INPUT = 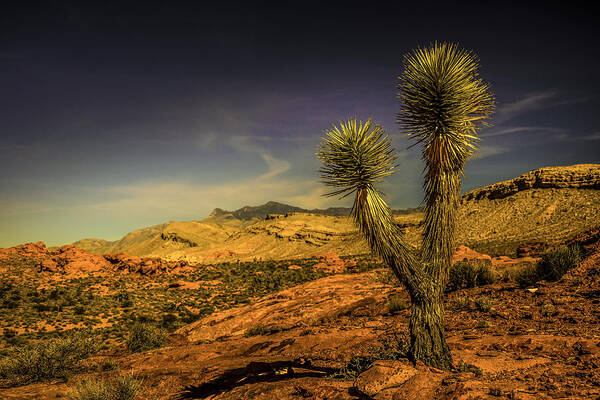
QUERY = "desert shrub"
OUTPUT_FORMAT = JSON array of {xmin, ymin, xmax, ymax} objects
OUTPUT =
[
  {"xmin": 537, "ymin": 245, "xmax": 581, "ymax": 282},
  {"xmin": 245, "ymin": 269, "xmax": 322, "ymax": 296},
  {"xmin": 331, "ymin": 333, "xmax": 408, "ymax": 379},
  {"xmin": 98, "ymin": 359, "xmax": 119, "ymax": 371},
  {"xmin": 477, "ymin": 320, "xmax": 490, "ymax": 329},
  {"xmin": 455, "ymin": 360, "xmax": 483, "ymax": 377},
  {"xmin": 474, "ymin": 296, "xmax": 493, "ymax": 312},
  {"xmin": 244, "ymin": 324, "xmax": 282, "ymax": 337},
  {"xmin": 126, "ymin": 323, "xmax": 165, "ymax": 353},
  {"xmin": 446, "ymin": 261, "xmax": 496, "ymax": 292},
  {"xmin": 515, "ymin": 245, "xmax": 581, "ymax": 287},
  {"xmin": 541, "ymin": 303, "xmax": 556, "ymax": 317},
  {"xmin": 0, "ymin": 334, "xmax": 98, "ymax": 385},
  {"xmin": 67, "ymin": 374, "xmax": 142, "ymax": 400},
  {"xmin": 452, "ymin": 296, "xmax": 470, "ymax": 310},
  {"xmin": 332, "ymin": 355, "xmax": 374, "ymax": 379},
  {"xmin": 386, "ymin": 295, "xmax": 408, "ymax": 313},
  {"xmin": 160, "ymin": 313, "xmax": 179, "ymax": 331},
  {"xmin": 514, "ymin": 264, "xmax": 540, "ymax": 288}
]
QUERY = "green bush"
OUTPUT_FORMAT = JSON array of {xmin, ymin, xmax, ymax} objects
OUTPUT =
[
  {"xmin": 446, "ymin": 261, "xmax": 496, "ymax": 292},
  {"xmin": 538, "ymin": 245, "xmax": 581, "ymax": 282},
  {"xmin": 515, "ymin": 265, "xmax": 540, "ymax": 288},
  {"xmin": 0, "ymin": 334, "xmax": 98, "ymax": 386},
  {"xmin": 126, "ymin": 323, "xmax": 165, "ymax": 353},
  {"xmin": 515, "ymin": 245, "xmax": 581, "ymax": 287},
  {"xmin": 67, "ymin": 374, "xmax": 142, "ymax": 400}
]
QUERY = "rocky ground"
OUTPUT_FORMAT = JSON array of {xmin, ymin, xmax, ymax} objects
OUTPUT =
[{"xmin": 0, "ymin": 231, "xmax": 598, "ymax": 399}]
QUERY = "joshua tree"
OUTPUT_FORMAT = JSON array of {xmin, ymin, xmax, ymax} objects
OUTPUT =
[{"xmin": 317, "ymin": 43, "xmax": 494, "ymax": 370}]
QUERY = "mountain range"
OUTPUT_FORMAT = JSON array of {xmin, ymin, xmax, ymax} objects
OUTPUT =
[{"xmin": 72, "ymin": 164, "xmax": 600, "ymax": 263}]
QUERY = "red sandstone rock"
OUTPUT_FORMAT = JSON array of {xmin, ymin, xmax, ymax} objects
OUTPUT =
[
  {"xmin": 0, "ymin": 241, "xmax": 48, "ymax": 260},
  {"xmin": 452, "ymin": 245, "xmax": 493, "ymax": 265}
]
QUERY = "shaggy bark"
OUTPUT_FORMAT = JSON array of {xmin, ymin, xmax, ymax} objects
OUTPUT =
[{"xmin": 408, "ymin": 290, "xmax": 452, "ymax": 370}]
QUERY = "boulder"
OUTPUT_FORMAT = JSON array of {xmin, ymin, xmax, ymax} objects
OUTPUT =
[
  {"xmin": 354, "ymin": 360, "xmax": 418, "ymax": 398},
  {"xmin": 452, "ymin": 245, "xmax": 492, "ymax": 265}
]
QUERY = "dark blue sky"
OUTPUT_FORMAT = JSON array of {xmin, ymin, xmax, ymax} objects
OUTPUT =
[{"xmin": 1, "ymin": 1, "xmax": 598, "ymax": 246}]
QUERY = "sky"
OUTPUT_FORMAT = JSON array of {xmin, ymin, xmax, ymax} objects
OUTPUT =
[{"xmin": 1, "ymin": 1, "xmax": 598, "ymax": 247}]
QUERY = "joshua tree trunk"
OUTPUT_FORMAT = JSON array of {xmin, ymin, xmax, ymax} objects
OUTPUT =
[
  {"xmin": 408, "ymin": 289, "xmax": 452, "ymax": 370},
  {"xmin": 317, "ymin": 43, "xmax": 494, "ymax": 370}
]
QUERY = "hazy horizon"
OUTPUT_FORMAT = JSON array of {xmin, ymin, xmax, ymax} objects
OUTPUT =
[{"xmin": 1, "ymin": 2, "xmax": 598, "ymax": 247}]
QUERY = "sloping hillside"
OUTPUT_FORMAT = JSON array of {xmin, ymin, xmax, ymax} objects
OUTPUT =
[
  {"xmin": 456, "ymin": 164, "xmax": 600, "ymax": 255},
  {"xmin": 71, "ymin": 164, "xmax": 600, "ymax": 262}
]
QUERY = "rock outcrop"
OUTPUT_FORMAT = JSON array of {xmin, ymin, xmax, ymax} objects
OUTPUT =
[
  {"xmin": 0, "ymin": 241, "xmax": 48, "ymax": 260},
  {"xmin": 462, "ymin": 164, "xmax": 600, "ymax": 201}
]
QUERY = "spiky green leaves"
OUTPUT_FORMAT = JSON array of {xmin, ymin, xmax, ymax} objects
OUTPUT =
[
  {"xmin": 318, "ymin": 119, "xmax": 397, "ymax": 198},
  {"xmin": 398, "ymin": 42, "xmax": 494, "ymax": 170}
]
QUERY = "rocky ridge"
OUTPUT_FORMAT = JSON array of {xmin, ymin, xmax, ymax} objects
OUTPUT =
[{"xmin": 462, "ymin": 164, "xmax": 600, "ymax": 201}]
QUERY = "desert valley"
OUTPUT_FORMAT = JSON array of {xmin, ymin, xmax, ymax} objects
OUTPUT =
[{"xmin": 1, "ymin": 164, "xmax": 599, "ymax": 399}]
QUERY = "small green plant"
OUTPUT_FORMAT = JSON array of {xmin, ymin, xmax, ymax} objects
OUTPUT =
[
  {"xmin": 477, "ymin": 320, "xmax": 491, "ymax": 329},
  {"xmin": 474, "ymin": 297, "xmax": 493, "ymax": 312},
  {"xmin": 446, "ymin": 261, "xmax": 496, "ymax": 292},
  {"xmin": 126, "ymin": 323, "xmax": 165, "ymax": 353},
  {"xmin": 541, "ymin": 303, "xmax": 556, "ymax": 317},
  {"xmin": 67, "ymin": 374, "xmax": 142, "ymax": 400},
  {"xmin": 0, "ymin": 334, "xmax": 98, "ymax": 386},
  {"xmin": 98, "ymin": 359, "xmax": 119, "ymax": 371},
  {"xmin": 243, "ymin": 324, "xmax": 282, "ymax": 337},
  {"xmin": 455, "ymin": 360, "xmax": 483, "ymax": 377},
  {"xmin": 331, "ymin": 333, "xmax": 408, "ymax": 379},
  {"xmin": 332, "ymin": 355, "xmax": 374, "ymax": 379},
  {"xmin": 453, "ymin": 296, "xmax": 470, "ymax": 310},
  {"xmin": 386, "ymin": 295, "xmax": 408, "ymax": 313}
]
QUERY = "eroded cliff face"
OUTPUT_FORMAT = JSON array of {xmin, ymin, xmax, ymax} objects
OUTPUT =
[{"xmin": 462, "ymin": 164, "xmax": 600, "ymax": 201}]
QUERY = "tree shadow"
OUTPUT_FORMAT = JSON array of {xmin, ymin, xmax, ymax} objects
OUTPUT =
[{"xmin": 177, "ymin": 359, "xmax": 338, "ymax": 399}]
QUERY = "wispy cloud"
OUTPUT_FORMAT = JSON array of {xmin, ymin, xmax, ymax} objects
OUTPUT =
[
  {"xmin": 582, "ymin": 132, "xmax": 600, "ymax": 141},
  {"xmin": 480, "ymin": 126, "xmax": 567, "ymax": 139},
  {"xmin": 472, "ymin": 145, "xmax": 511, "ymax": 159},
  {"xmin": 228, "ymin": 135, "xmax": 291, "ymax": 180},
  {"xmin": 495, "ymin": 91, "xmax": 558, "ymax": 124}
]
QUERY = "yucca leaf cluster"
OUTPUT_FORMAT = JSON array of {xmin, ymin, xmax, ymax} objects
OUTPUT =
[
  {"xmin": 398, "ymin": 42, "xmax": 494, "ymax": 171},
  {"xmin": 318, "ymin": 119, "xmax": 397, "ymax": 198}
]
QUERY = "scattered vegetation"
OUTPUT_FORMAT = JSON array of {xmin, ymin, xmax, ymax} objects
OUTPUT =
[
  {"xmin": 446, "ymin": 261, "xmax": 496, "ymax": 292},
  {"xmin": 126, "ymin": 322, "xmax": 165, "ymax": 353},
  {"xmin": 0, "ymin": 334, "xmax": 98, "ymax": 386},
  {"xmin": 67, "ymin": 374, "xmax": 142, "ymax": 400},
  {"xmin": 0, "ymin": 255, "xmax": 360, "ymax": 352},
  {"xmin": 331, "ymin": 333, "xmax": 409, "ymax": 379}
]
